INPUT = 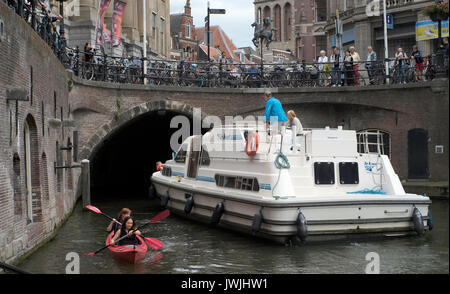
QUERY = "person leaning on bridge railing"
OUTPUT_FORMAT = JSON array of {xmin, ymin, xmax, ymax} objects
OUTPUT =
[
  {"xmin": 349, "ymin": 46, "xmax": 361, "ymax": 86},
  {"xmin": 330, "ymin": 46, "xmax": 343, "ymax": 87},
  {"xmin": 317, "ymin": 50, "xmax": 328, "ymax": 87},
  {"xmin": 410, "ymin": 45, "xmax": 424, "ymax": 82},
  {"xmin": 395, "ymin": 46, "xmax": 408, "ymax": 84},
  {"xmin": 365, "ymin": 46, "xmax": 377, "ymax": 85}
]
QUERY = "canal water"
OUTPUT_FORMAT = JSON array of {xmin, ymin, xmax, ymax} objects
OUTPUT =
[{"xmin": 18, "ymin": 197, "xmax": 449, "ymax": 274}]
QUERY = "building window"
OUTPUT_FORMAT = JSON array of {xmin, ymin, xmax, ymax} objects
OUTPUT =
[
  {"xmin": 357, "ymin": 129, "xmax": 391, "ymax": 158},
  {"xmin": 215, "ymin": 174, "xmax": 260, "ymax": 192},
  {"xmin": 160, "ymin": 18, "xmax": 165, "ymax": 54},
  {"xmin": 152, "ymin": 12, "xmax": 157, "ymax": 37},
  {"xmin": 186, "ymin": 21, "xmax": 190, "ymax": 39},
  {"xmin": 315, "ymin": 0, "xmax": 327, "ymax": 22}
]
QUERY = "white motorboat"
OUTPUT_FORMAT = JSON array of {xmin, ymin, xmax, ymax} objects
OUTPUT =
[{"xmin": 151, "ymin": 123, "xmax": 432, "ymax": 244}]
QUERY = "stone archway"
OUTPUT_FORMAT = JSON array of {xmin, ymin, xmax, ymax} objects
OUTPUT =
[
  {"xmin": 79, "ymin": 100, "xmax": 208, "ymax": 161},
  {"xmin": 78, "ymin": 100, "xmax": 209, "ymax": 199}
]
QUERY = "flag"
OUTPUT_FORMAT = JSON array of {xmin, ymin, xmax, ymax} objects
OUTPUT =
[
  {"xmin": 94, "ymin": 0, "xmax": 113, "ymax": 47},
  {"xmin": 112, "ymin": 0, "xmax": 127, "ymax": 47}
]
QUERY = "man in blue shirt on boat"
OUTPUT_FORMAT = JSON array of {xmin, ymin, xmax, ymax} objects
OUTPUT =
[{"xmin": 263, "ymin": 90, "xmax": 288, "ymax": 133}]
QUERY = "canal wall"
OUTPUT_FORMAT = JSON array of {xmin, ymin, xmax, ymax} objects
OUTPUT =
[{"xmin": 0, "ymin": 2, "xmax": 80, "ymax": 264}]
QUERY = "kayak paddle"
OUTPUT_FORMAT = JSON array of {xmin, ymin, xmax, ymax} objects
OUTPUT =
[
  {"xmin": 143, "ymin": 237, "xmax": 163, "ymax": 250},
  {"xmin": 85, "ymin": 205, "xmax": 121, "ymax": 225}
]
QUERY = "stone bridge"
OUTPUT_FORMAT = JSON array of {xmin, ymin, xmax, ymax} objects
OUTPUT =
[{"xmin": 70, "ymin": 75, "xmax": 449, "ymax": 199}]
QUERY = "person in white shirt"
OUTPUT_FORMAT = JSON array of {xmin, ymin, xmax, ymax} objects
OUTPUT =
[
  {"xmin": 317, "ymin": 50, "xmax": 328, "ymax": 86},
  {"xmin": 287, "ymin": 110, "xmax": 303, "ymax": 153},
  {"xmin": 349, "ymin": 46, "xmax": 361, "ymax": 85}
]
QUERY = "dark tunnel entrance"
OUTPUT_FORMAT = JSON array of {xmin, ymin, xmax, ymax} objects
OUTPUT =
[{"xmin": 90, "ymin": 110, "xmax": 203, "ymax": 200}]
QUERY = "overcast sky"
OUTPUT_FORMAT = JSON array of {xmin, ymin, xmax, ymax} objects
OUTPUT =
[{"xmin": 170, "ymin": 0, "xmax": 255, "ymax": 49}]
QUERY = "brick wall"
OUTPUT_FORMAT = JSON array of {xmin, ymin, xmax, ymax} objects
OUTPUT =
[{"xmin": 0, "ymin": 2, "xmax": 80, "ymax": 264}]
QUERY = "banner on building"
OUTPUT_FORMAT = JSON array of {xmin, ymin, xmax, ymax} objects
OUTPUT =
[
  {"xmin": 112, "ymin": 0, "xmax": 127, "ymax": 47},
  {"xmin": 95, "ymin": 0, "xmax": 113, "ymax": 47},
  {"xmin": 416, "ymin": 19, "xmax": 449, "ymax": 41}
]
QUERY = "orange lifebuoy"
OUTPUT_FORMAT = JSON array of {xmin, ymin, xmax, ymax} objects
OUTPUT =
[{"xmin": 245, "ymin": 131, "xmax": 259, "ymax": 157}]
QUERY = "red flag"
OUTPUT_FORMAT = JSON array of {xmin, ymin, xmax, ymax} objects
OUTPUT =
[
  {"xmin": 112, "ymin": 0, "xmax": 127, "ymax": 47},
  {"xmin": 95, "ymin": 0, "xmax": 112, "ymax": 46}
]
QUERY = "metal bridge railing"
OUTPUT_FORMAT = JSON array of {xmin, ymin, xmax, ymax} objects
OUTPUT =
[{"xmin": 5, "ymin": 0, "xmax": 450, "ymax": 89}]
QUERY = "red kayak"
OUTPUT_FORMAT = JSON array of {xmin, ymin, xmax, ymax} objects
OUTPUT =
[{"xmin": 106, "ymin": 232, "xmax": 148, "ymax": 264}]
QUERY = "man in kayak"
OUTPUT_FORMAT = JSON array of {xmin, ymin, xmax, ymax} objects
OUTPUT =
[
  {"xmin": 106, "ymin": 208, "xmax": 131, "ymax": 234},
  {"xmin": 110, "ymin": 216, "xmax": 142, "ymax": 246},
  {"xmin": 263, "ymin": 90, "xmax": 288, "ymax": 134}
]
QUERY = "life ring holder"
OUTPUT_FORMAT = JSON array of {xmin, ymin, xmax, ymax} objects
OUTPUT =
[{"xmin": 245, "ymin": 131, "xmax": 260, "ymax": 157}]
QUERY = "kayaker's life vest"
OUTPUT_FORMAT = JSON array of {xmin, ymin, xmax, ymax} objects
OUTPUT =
[{"xmin": 118, "ymin": 228, "xmax": 141, "ymax": 246}]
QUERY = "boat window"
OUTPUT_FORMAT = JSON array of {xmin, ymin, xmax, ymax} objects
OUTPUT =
[
  {"xmin": 214, "ymin": 174, "xmax": 260, "ymax": 192},
  {"xmin": 339, "ymin": 162, "xmax": 359, "ymax": 184},
  {"xmin": 314, "ymin": 162, "xmax": 335, "ymax": 185},
  {"xmin": 175, "ymin": 144, "xmax": 187, "ymax": 163},
  {"xmin": 162, "ymin": 166, "xmax": 172, "ymax": 177}
]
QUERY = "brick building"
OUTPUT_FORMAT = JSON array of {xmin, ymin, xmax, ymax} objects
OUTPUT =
[
  {"xmin": 254, "ymin": 0, "xmax": 328, "ymax": 62},
  {"xmin": 195, "ymin": 26, "xmax": 250, "ymax": 64},
  {"xmin": 0, "ymin": 2, "xmax": 79, "ymax": 264},
  {"xmin": 169, "ymin": 0, "xmax": 198, "ymax": 60}
]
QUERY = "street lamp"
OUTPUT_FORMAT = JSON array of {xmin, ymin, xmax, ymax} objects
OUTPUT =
[
  {"xmin": 57, "ymin": 0, "xmax": 67, "ymax": 47},
  {"xmin": 143, "ymin": 0, "xmax": 147, "ymax": 84},
  {"xmin": 205, "ymin": 2, "xmax": 225, "ymax": 62}
]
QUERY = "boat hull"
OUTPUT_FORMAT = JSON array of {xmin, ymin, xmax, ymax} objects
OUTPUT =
[
  {"xmin": 152, "ymin": 179, "xmax": 432, "ymax": 244},
  {"xmin": 106, "ymin": 232, "xmax": 147, "ymax": 264}
]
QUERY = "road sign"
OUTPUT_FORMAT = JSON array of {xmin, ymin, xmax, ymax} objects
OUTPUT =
[
  {"xmin": 386, "ymin": 13, "xmax": 394, "ymax": 30},
  {"xmin": 209, "ymin": 9, "xmax": 226, "ymax": 14}
]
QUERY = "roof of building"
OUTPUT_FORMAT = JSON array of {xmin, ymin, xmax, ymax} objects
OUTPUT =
[{"xmin": 195, "ymin": 26, "xmax": 249, "ymax": 64}]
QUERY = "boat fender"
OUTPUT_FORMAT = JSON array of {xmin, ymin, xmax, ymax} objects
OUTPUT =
[
  {"xmin": 211, "ymin": 202, "xmax": 225, "ymax": 225},
  {"xmin": 251, "ymin": 209, "xmax": 263, "ymax": 235},
  {"xmin": 428, "ymin": 209, "xmax": 434, "ymax": 231},
  {"xmin": 161, "ymin": 191, "xmax": 170, "ymax": 209},
  {"xmin": 148, "ymin": 184, "xmax": 156, "ymax": 200},
  {"xmin": 245, "ymin": 131, "xmax": 259, "ymax": 157},
  {"xmin": 412, "ymin": 206, "xmax": 424, "ymax": 236},
  {"xmin": 296, "ymin": 210, "xmax": 308, "ymax": 242},
  {"xmin": 184, "ymin": 196, "xmax": 194, "ymax": 214}
]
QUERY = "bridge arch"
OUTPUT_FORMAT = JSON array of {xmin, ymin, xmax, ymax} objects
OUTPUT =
[{"xmin": 80, "ymin": 100, "xmax": 209, "ymax": 199}]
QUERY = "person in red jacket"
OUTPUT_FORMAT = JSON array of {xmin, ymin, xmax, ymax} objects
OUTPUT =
[{"xmin": 156, "ymin": 161, "xmax": 164, "ymax": 171}]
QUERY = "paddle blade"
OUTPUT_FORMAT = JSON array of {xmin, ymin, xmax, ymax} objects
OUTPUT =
[
  {"xmin": 144, "ymin": 237, "xmax": 163, "ymax": 250},
  {"xmin": 85, "ymin": 205, "xmax": 102, "ymax": 214},
  {"xmin": 149, "ymin": 209, "xmax": 170, "ymax": 224},
  {"xmin": 84, "ymin": 252, "xmax": 96, "ymax": 256}
]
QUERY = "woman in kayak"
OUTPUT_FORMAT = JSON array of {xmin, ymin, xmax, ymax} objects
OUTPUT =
[
  {"xmin": 110, "ymin": 216, "xmax": 142, "ymax": 246},
  {"xmin": 106, "ymin": 208, "xmax": 131, "ymax": 234}
]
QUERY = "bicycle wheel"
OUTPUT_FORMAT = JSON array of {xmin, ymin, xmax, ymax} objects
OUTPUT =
[{"xmin": 82, "ymin": 63, "xmax": 94, "ymax": 80}]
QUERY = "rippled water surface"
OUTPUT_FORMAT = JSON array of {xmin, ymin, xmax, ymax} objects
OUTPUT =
[{"xmin": 18, "ymin": 198, "xmax": 449, "ymax": 274}]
